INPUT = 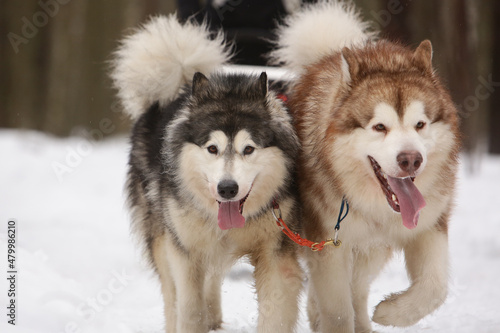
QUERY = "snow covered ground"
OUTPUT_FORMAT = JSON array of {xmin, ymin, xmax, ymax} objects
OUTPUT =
[{"xmin": 0, "ymin": 129, "xmax": 499, "ymax": 333}]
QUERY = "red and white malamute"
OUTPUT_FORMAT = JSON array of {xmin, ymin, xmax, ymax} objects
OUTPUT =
[{"xmin": 271, "ymin": 1, "xmax": 461, "ymax": 332}]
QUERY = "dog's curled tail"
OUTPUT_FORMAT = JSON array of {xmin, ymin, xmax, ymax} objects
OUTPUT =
[
  {"xmin": 269, "ymin": 0, "xmax": 376, "ymax": 73},
  {"xmin": 110, "ymin": 15, "xmax": 231, "ymax": 119}
]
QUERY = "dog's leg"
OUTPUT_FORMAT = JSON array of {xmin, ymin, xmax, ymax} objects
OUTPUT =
[
  {"xmin": 252, "ymin": 250, "xmax": 303, "ymax": 333},
  {"xmin": 152, "ymin": 236, "xmax": 178, "ymax": 333},
  {"xmin": 307, "ymin": 247, "xmax": 355, "ymax": 333},
  {"xmin": 164, "ymin": 241, "xmax": 208, "ymax": 333},
  {"xmin": 204, "ymin": 269, "xmax": 223, "ymax": 330},
  {"xmin": 352, "ymin": 247, "xmax": 392, "ymax": 333},
  {"xmin": 372, "ymin": 223, "xmax": 448, "ymax": 327}
]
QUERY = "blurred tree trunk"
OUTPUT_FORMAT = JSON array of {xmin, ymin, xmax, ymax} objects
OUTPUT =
[
  {"xmin": 489, "ymin": 0, "xmax": 500, "ymax": 154},
  {"xmin": 438, "ymin": 0, "xmax": 481, "ymax": 155},
  {"xmin": 0, "ymin": 1, "xmax": 47, "ymax": 130},
  {"xmin": 42, "ymin": 0, "xmax": 89, "ymax": 135}
]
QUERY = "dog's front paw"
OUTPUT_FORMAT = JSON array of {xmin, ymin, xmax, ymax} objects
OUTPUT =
[
  {"xmin": 372, "ymin": 292, "xmax": 418, "ymax": 327},
  {"xmin": 372, "ymin": 287, "xmax": 446, "ymax": 327}
]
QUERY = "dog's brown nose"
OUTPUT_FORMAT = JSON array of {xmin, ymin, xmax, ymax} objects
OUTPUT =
[{"xmin": 397, "ymin": 151, "xmax": 423, "ymax": 175}]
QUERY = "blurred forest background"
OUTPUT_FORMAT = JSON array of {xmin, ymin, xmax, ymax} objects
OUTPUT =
[{"xmin": 1, "ymin": 0, "xmax": 499, "ymax": 157}]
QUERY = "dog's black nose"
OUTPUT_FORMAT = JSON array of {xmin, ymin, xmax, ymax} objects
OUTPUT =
[
  {"xmin": 397, "ymin": 151, "xmax": 423, "ymax": 175},
  {"xmin": 217, "ymin": 180, "xmax": 239, "ymax": 200}
]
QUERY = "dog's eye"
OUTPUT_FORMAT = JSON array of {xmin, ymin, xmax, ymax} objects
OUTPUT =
[
  {"xmin": 243, "ymin": 146, "xmax": 255, "ymax": 155},
  {"xmin": 207, "ymin": 145, "xmax": 218, "ymax": 154},
  {"xmin": 416, "ymin": 121, "xmax": 426, "ymax": 130},
  {"xmin": 373, "ymin": 123, "xmax": 387, "ymax": 132}
]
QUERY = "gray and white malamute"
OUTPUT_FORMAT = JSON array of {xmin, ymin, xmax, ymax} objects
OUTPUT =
[{"xmin": 111, "ymin": 16, "xmax": 303, "ymax": 332}]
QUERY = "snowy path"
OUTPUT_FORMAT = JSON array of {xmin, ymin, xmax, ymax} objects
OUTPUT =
[{"xmin": 0, "ymin": 130, "xmax": 499, "ymax": 332}]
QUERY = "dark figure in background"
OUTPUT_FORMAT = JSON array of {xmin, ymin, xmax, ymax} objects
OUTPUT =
[{"xmin": 177, "ymin": 0, "xmax": 313, "ymax": 66}]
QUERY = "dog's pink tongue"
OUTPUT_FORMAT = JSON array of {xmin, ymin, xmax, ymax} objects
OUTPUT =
[
  {"xmin": 387, "ymin": 176, "xmax": 426, "ymax": 229},
  {"xmin": 218, "ymin": 201, "xmax": 245, "ymax": 230}
]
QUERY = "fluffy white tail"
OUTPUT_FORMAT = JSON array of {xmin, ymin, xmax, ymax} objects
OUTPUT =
[
  {"xmin": 110, "ymin": 15, "xmax": 232, "ymax": 119},
  {"xmin": 269, "ymin": 0, "xmax": 376, "ymax": 73}
]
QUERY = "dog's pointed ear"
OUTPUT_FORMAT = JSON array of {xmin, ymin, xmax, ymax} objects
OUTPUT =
[
  {"xmin": 258, "ymin": 72, "xmax": 268, "ymax": 97},
  {"xmin": 413, "ymin": 40, "xmax": 433, "ymax": 72},
  {"xmin": 341, "ymin": 47, "xmax": 359, "ymax": 85},
  {"xmin": 192, "ymin": 72, "xmax": 209, "ymax": 96}
]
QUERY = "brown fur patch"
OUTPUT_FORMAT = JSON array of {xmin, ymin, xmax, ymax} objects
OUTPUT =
[{"xmin": 435, "ymin": 210, "xmax": 451, "ymax": 234}]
